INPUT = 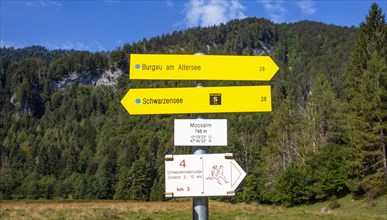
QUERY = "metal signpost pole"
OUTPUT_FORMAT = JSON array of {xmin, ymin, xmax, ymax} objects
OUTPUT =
[
  {"xmin": 192, "ymin": 152, "xmax": 208, "ymax": 218},
  {"xmin": 192, "ymin": 52, "xmax": 208, "ymax": 219},
  {"xmin": 192, "ymin": 103, "xmax": 208, "ymax": 220},
  {"xmin": 192, "ymin": 82, "xmax": 208, "ymax": 220}
]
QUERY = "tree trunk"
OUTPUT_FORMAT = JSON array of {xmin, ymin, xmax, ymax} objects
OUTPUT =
[{"xmin": 381, "ymin": 124, "xmax": 387, "ymax": 180}]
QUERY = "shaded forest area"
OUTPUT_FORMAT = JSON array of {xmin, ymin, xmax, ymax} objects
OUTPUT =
[{"xmin": 0, "ymin": 4, "xmax": 386, "ymax": 206}]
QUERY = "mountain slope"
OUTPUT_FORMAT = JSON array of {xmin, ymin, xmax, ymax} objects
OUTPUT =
[{"xmin": 1, "ymin": 11, "xmax": 385, "ymax": 204}]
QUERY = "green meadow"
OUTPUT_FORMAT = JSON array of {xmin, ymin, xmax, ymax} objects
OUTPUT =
[{"xmin": 1, "ymin": 195, "xmax": 386, "ymax": 219}]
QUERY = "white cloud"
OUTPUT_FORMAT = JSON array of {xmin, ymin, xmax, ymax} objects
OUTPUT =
[
  {"xmin": 104, "ymin": 0, "xmax": 122, "ymax": 4},
  {"xmin": 0, "ymin": 40, "xmax": 28, "ymax": 49},
  {"xmin": 94, "ymin": 41, "xmax": 107, "ymax": 51},
  {"xmin": 296, "ymin": 0, "xmax": 316, "ymax": 16},
  {"xmin": 25, "ymin": 1, "xmax": 62, "ymax": 8},
  {"xmin": 39, "ymin": 1, "xmax": 62, "ymax": 8},
  {"xmin": 0, "ymin": 40, "xmax": 14, "ymax": 48},
  {"xmin": 258, "ymin": 0, "xmax": 286, "ymax": 23},
  {"xmin": 184, "ymin": 0, "xmax": 246, "ymax": 27},
  {"xmin": 0, "ymin": 39, "xmax": 106, "ymax": 52},
  {"xmin": 166, "ymin": 0, "xmax": 174, "ymax": 8},
  {"xmin": 53, "ymin": 41, "xmax": 92, "ymax": 51}
]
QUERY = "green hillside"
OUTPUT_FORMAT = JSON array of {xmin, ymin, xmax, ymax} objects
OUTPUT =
[{"xmin": 0, "ymin": 3, "xmax": 385, "ymax": 207}]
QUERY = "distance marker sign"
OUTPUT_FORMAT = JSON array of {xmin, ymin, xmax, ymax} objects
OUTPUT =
[
  {"xmin": 130, "ymin": 54, "xmax": 279, "ymax": 81},
  {"xmin": 165, "ymin": 153, "xmax": 246, "ymax": 197},
  {"xmin": 121, "ymin": 86, "xmax": 271, "ymax": 115}
]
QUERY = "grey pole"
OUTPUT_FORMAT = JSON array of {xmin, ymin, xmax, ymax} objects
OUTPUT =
[
  {"xmin": 192, "ymin": 82, "xmax": 208, "ymax": 220},
  {"xmin": 192, "ymin": 52, "xmax": 208, "ymax": 220}
]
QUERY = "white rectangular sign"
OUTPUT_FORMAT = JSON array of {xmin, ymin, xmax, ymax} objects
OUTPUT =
[
  {"xmin": 174, "ymin": 119, "xmax": 227, "ymax": 146},
  {"xmin": 165, "ymin": 153, "xmax": 246, "ymax": 197}
]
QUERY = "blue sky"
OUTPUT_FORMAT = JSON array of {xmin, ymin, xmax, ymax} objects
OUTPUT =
[{"xmin": 1, "ymin": 0, "xmax": 385, "ymax": 52}]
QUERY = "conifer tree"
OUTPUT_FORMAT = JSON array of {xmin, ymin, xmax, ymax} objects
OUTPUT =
[
  {"xmin": 304, "ymin": 74, "xmax": 337, "ymax": 154},
  {"xmin": 343, "ymin": 3, "xmax": 387, "ymax": 197}
]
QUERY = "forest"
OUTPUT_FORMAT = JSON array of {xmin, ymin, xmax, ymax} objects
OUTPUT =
[{"xmin": 0, "ymin": 3, "xmax": 385, "ymax": 206}]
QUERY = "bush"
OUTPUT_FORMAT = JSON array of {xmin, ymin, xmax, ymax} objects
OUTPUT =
[{"xmin": 328, "ymin": 196, "xmax": 340, "ymax": 209}]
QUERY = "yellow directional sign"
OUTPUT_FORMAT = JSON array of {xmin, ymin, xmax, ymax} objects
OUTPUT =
[
  {"xmin": 130, "ymin": 54, "xmax": 279, "ymax": 81},
  {"xmin": 121, "ymin": 86, "xmax": 271, "ymax": 115}
]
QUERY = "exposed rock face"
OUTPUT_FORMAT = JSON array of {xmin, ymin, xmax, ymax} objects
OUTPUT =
[
  {"xmin": 50, "ymin": 69, "xmax": 123, "ymax": 89},
  {"xmin": 94, "ymin": 70, "xmax": 123, "ymax": 86}
]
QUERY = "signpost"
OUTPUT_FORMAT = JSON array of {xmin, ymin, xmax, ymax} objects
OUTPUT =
[
  {"xmin": 120, "ymin": 53, "xmax": 279, "ymax": 220},
  {"xmin": 130, "ymin": 54, "xmax": 279, "ymax": 81},
  {"xmin": 165, "ymin": 153, "xmax": 246, "ymax": 197},
  {"xmin": 121, "ymin": 86, "xmax": 271, "ymax": 115},
  {"xmin": 174, "ymin": 119, "xmax": 227, "ymax": 146}
]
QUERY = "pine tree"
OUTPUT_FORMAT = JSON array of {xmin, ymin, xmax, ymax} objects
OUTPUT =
[
  {"xmin": 304, "ymin": 74, "xmax": 337, "ymax": 154},
  {"xmin": 343, "ymin": 3, "xmax": 387, "ymax": 197}
]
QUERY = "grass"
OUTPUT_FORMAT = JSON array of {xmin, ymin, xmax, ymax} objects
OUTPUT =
[{"xmin": 0, "ymin": 195, "xmax": 386, "ymax": 219}]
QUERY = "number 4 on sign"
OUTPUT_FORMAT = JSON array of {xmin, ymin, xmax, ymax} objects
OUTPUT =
[{"xmin": 180, "ymin": 160, "xmax": 186, "ymax": 168}]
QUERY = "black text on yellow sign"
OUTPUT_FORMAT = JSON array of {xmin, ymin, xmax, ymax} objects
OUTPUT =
[
  {"xmin": 121, "ymin": 86, "xmax": 272, "ymax": 115},
  {"xmin": 130, "ymin": 54, "xmax": 279, "ymax": 81}
]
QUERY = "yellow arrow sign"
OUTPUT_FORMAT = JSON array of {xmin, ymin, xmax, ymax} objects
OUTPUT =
[
  {"xmin": 121, "ymin": 86, "xmax": 271, "ymax": 115},
  {"xmin": 130, "ymin": 54, "xmax": 279, "ymax": 81}
]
